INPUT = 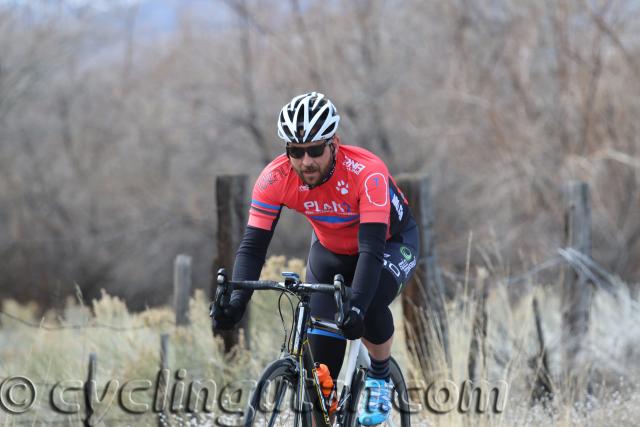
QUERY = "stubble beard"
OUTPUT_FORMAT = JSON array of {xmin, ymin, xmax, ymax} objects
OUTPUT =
[{"xmin": 295, "ymin": 164, "xmax": 324, "ymax": 186}]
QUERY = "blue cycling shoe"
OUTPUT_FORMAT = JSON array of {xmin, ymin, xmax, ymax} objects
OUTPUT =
[{"xmin": 358, "ymin": 376, "xmax": 391, "ymax": 426}]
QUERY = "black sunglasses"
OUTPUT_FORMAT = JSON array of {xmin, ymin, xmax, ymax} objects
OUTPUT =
[{"xmin": 286, "ymin": 139, "xmax": 333, "ymax": 159}]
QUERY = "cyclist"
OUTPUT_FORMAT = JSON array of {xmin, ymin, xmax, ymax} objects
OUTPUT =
[{"xmin": 212, "ymin": 92, "xmax": 419, "ymax": 425}]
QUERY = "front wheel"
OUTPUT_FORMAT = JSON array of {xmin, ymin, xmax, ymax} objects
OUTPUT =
[
  {"xmin": 343, "ymin": 357, "xmax": 411, "ymax": 427},
  {"xmin": 244, "ymin": 358, "xmax": 313, "ymax": 427}
]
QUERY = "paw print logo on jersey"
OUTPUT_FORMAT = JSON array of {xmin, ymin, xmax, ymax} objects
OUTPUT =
[{"xmin": 336, "ymin": 180, "xmax": 349, "ymax": 195}]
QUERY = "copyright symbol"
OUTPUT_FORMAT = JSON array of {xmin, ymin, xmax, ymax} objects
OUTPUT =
[{"xmin": 0, "ymin": 376, "xmax": 37, "ymax": 414}]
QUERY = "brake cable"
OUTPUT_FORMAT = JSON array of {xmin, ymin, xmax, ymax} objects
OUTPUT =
[{"xmin": 277, "ymin": 290, "xmax": 297, "ymax": 353}]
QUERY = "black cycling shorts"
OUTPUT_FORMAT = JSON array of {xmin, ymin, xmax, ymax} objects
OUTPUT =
[{"xmin": 305, "ymin": 220, "xmax": 419, "ymax": 380}]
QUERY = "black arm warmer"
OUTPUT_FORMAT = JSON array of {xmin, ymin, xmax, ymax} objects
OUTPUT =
[
  {"xmin": 229, "ymin": 224, "xmax": 276, "ymax": 306},
  {"xmin": 350, "ymin": 222, "xmax": 388, "ymax": 314}
]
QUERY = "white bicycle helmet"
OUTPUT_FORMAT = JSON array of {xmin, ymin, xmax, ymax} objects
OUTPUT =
[{"xmin": 277, "ymin": 92, "xmax": 340, "ymax": 144}]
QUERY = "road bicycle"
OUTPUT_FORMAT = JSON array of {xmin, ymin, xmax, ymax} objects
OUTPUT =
[{"xmin": 211, "ymin": 268, "xmax": 412, "ymax": 427}]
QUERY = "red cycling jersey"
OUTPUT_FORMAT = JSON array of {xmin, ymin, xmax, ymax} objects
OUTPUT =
[{"xmin": 248, "ymin": 144, "xmax": 410, "ymax": 255}]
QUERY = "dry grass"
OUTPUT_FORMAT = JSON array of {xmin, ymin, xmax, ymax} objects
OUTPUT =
[{"xmin": 0, "ymin": 257, "xmax": 638, "ymax": 426}]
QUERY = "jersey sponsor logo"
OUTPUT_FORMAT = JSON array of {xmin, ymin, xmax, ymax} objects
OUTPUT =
[
  {"xmin": 299, "ymin": 184, "xmax": 309, "ymax": 192},
  {"xmin": 258, "ymin": 165, "xmax": 289, "ymax": 191},
  {"xmin": 343, "ymin": 155, "xmax": 366, "ymax": 175},
  {"xmin": 383, "ymin": 249, "xmax": 416, "ymax": 280},
  {"xmin": 398, "ymin": 256, "xmax": 417, "ymax": 276},
  {"xmin": 391, "ymin": 190, "xmax": 404, "ymax": 220},
  {"xmin": 383, "ymin": 256, "xmax": 402, "ymax": 278},
  {"xmin": 336, "ymin": 180, "xmax": 349, "ymax": 195},
  {"xmin": 364, "ymin": 173, "xmax": 388, "ymax": 207},
  {"xmin": 304, "ymin": 200, "xmax": 352, "ymax": 214}
]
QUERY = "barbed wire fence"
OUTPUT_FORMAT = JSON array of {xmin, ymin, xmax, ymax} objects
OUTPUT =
[
  {"xmin": 440, "ymin": 247, "xmax": 622, "ymax": 294},
  {"xmin": 0, "ymin": 253, "xmax": 201, "ymax": 427},
  {"xmin": 0, "ymin": 310, "xmax": 177, "ymax": 331},
  {"xmin": 0, "ymin": 245, "xmax": 624, "ymax": 425},
  {"xmin": 0, "ymin": 177, "xmax": 635, "ymax": 423}
]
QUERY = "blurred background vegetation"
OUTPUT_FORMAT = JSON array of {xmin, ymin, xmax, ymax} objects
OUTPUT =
[
  {"xmin": 2, "ymin": 3, "xmax": 640, "ymax": 424},
  {"xmin": 1, "ymin": 0, "xmax": 639, "ymax": 311},
  {"xmin": 2, "ymin": 257, "xmax": 640, "ymax": 426}
]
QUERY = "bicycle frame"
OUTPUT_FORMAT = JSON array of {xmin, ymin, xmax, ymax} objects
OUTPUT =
[
  {"xmin": 212, "ymin": 269, "xmax": 374, "ymax": 427},
  {"xmin": 285, "ymin": 293, "xmax": 371, "ymax": 427}
]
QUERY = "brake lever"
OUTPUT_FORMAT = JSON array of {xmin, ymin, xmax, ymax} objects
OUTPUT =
[
  {"xmin": 210, "ymin": 268, "xmax": 230, "ymax": 317},
  {"xmin": 333, "ymin": 274, "xmax": 348, "ymax": 326}
]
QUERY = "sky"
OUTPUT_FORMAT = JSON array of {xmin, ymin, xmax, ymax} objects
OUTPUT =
[{"xmin": 1, "ymin": 0, "xmax": 236, "ymax": 35}]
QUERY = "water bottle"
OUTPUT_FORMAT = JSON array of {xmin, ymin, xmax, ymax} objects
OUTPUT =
[{"xmin": 315, "ymin": 363, "xmax": 338, "ymax": 414}]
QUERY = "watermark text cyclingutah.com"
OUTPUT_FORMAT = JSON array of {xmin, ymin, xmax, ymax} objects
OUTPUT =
[{"xmin": 0, "ymin": 370, "xmax": 509, "ymax": 425}]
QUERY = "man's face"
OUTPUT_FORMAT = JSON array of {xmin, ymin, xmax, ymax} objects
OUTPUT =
[{"xmin": 287, "ymin": 137, "xmax": 336, "ymax": 186}]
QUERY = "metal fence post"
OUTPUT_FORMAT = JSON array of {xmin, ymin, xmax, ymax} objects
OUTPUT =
[
  {"xmin": 84, "ymin": 353, "xmax": 96, "ymax": 427},
  {"xmin": 157, "ymin": 333, "xmax": 170, "ymax": 426}
]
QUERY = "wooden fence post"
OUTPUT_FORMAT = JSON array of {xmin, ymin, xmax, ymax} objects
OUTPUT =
[
  {"xmin": 84, "ymin": 353, "xmax": 96, "ymax": 427},
  {"xmin": 562, "ymin": 181, "xmax": 592, "ymax": 390},
  {"xmin": 396, "ymin": 174, "xmax": 450, "ymax": 376},
  {"xmin": 174, "ymin": 254, "xmax": 192, "ymax": 326},
  {"xmin": 214, "ymin": 175, "xmax": 250, "ymax": 352}
]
